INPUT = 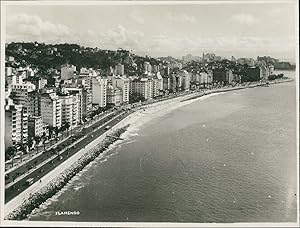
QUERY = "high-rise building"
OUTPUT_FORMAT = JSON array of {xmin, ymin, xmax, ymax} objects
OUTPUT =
[
  {"xmin": 9, "ymin": 81, "xmax": 36, "ymax": 116},
  {"xmin": 92, "ymin": 77, "xmax": 107, "ymax": 107},
  {"xmin": 107, "ymin": 85, "xmax": 122, "ymax": 106},
  {"xmin": 111, "ymin": 76, "xmax": 130, "ymax": 104},
  {"xmin": 28, "ymin": 90, "xmax": 41, "ymax": 116},
  {"xmin": 163, "ymin": 77, "xmax": 170, "ymax": 90},
  {"xmin": 62, "ymin": 87, "xmax": 85, "ymax": 123},
  {"xmin": 130, "ymin": 78, "xmax": 153, "ymax": 100},
  {"xmin": 170, "ymin": 73, "xmax": 182, "ymax": 92},
  {"xmin": 28, "ymin": 116, "xmax": 44, "ymax": 138},
  {"xmin": 5, "ymin": 99, "xmax": 28, "ymax": 150},
  {"xmin": 59, "ymin": 93, "xmax": 80, "ymax": 128},
  {"xmin": 40, "ymin": 89, "xmax": 62, "ymax": 128},
  {"xmin": 180, "ymin": 70, "xmax": 191, "ymax": 91},
  {"xmin": 152, "ymin": 73, "xmax": 163, "ymax": 97},
  {"xmin": 76, "ymin": 76, "xmax": 93, "ymax": 116}
]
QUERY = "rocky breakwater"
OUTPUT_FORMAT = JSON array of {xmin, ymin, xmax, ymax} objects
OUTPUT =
[{"xmin": 5, "ymin": 125, "xmax": 130, "ymax": 221}]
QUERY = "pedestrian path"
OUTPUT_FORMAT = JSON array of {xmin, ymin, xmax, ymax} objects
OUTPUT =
[
  {"xmin": 5, "ymin": 111, "xmax": 124, "ymax": 189},
  {"xmin": 5, "ymin": 111, "xmax": 116, "ymax": 175}
]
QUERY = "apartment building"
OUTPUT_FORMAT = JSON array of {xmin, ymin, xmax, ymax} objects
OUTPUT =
[
  {"xmin": 40, "ymin": 89, "xmax": 62, "ymax": 128},
  {"xmin": 112, "ymin": 76, "xmax": 130, "ymax": 104},
  {"xmin": 107, "ymin": 85, "xmax": 122, "ymax": 106},
  {"xmin": 5, "ymin": 100, "xmax": 28, "ymax": 150},
  {"xmin": 92, "ymin": 76, "xmax": 107, "ymax": 107}
]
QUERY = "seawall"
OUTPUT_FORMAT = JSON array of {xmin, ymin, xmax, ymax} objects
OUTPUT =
[{"xmin": 5, "ymin": 125, "xmax": 129, "ymax": 220}]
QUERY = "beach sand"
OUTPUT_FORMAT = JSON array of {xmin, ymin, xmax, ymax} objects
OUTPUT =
[{"xmin": 4, "ymin": 83, "xmax": 270, "ymax": 218}]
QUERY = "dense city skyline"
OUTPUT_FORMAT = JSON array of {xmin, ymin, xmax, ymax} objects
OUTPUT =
[{"xmin": 4, "ymin": 1, "xmax": 297, "ymax": 62}]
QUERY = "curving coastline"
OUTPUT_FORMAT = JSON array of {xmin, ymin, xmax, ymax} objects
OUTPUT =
[{"xmin": 4, "ymin": 77, "xmax": 294, "ymax": 221}]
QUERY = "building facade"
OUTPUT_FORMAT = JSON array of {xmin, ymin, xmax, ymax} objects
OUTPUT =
[
  {"xmin": 130, "ymin": 78, "xmax": 153, "ymax": 100},
  {"xmin": 107, "ymin": 85, "xmax": 122, "ymax": 106},
  {"xmin": 5, "ymin": 101, "xmax": 28, "ymax": 150},
  {"xmin": 92, "ymin": 77, "xmax": 107, "ymax": 107},
  {"xmin": 112, "ymin": 76, "xmax": 130, "ymax": 104},
  {"xmin": 40, "ymin": 90, "xmax": 62, "ymax": 128},
  {"xmin": 28, "ymin": 116, "xmax": 44, "ymax": 138},
  {"xmin": 59, "ymin": 93, "xmax": 80, "ymax": 128}
]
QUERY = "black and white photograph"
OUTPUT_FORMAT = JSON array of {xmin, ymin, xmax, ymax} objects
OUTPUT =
[{"xmin": 0, "ymin": 0, "xmax": 299, "ymax": 227}]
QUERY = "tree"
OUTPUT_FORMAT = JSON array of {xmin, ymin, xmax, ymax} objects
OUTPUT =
[
  {"xmin": 129, "ymin": 92, "xmax": 146, "ymax": 104},
  {"xmin": 64, "ymin": 122, "xmax": 70, "ymax": 136},
  {"xmin": 54, "ymin": 127, "xmax": 60, "ymax": 141},
  {"xmin": 34, "ymin": 136, "xmax": 41, "ymax": 153},
  {"xmin": 47, "ymin": 125, "xmax": 55, "ymax": 145},
  {"xmin": 5, "ymin": 146, "xmax": 16, "ymax": 162},
  {"xmin": 19, "ymin": 143, "xmax": 27, "ymax": 155},
  {"xmin": 42, "ymin": 132, "xmax": 47, "ymax": 151},
  {"xmin": 27, "ymin": 137, "xmax": 34, "ymax": 151}
]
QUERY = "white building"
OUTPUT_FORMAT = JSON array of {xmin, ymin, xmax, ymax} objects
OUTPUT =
[
  {"xmin": 180, "ymin": 70, "xmax": 191, "ymax": 91},
  {"xmin": 28, "ymin": 116, "xmax": 44, "ymax": 137},
  {"xmin": 59, "ymin": 93, "xmax": 80, "ymax": 128},
  {"xmin": 130, "ymin": 78, "xmax": 153, "ymax": 100},
  {"xmin": 152, "ymin": 73, "xmax": 163, "ymax": 97},
  {"xmin": 111, "ymin": 76, "xmax": 130, "ymax": 104},
  {"xmin": 40, "ymin": 90, "xmax": 62, "ymax": 128},
  {"xmin": 92, "ymin": 77, "xmax": 107, "ymax": 107},
  {"xmin": 5, "ymin": 99, "xmax": 28, "ymax": 150},
  {"xmin": 107, "ymin": 85, "xmax": 122, "ymax": 106}
]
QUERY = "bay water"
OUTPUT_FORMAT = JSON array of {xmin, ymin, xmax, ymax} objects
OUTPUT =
[{"xmin": 29, "ymin": 71, "xmax": 297, "ymax": 223}]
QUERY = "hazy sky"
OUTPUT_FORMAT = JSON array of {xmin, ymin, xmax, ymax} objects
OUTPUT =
[{"xmin": 4, "ymin": 1, "xmax": 298, "ymax": 61}]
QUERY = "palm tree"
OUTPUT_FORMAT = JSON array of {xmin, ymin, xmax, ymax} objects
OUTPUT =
[
  {"xmin": 65, "ymin": 122, "xmax": 71, "ymax": 136},
  {"xmin": 54, "ymin": 127, "xmax": 60, "ymax": 142},
  {"xmin": 47, "ymin": 125, "xmax": 55, "ymax": 146},
  {"xmin": 19, "ymin": 143, "xmax": 27, "ymax": 155},
  {"xmin": 34, "ymin": 136, "xmax": 41, "ymax": 153},
  {"xmin": 27, "ymin": 137, "xmax": 34, "ymax": 151},
  {"xmin": 42, "ymin": 132, "xmax": 47, "ymax": 151},
  {"xmin": 59, "ymin": 125, "xmax": 65, "ymax": 138},
  {"xmin": 6, "ymin": 146, "xmax": 16, "ymax": 166}
]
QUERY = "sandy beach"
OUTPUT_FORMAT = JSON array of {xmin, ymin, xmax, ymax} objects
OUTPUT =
[{"xmin": 4, "ymin": 80, "xmax": 288, "ymax": 219}]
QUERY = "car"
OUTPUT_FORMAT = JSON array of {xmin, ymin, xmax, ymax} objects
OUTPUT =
[
  {"xmin": 25, "ymin": 178, "xmax": 34, "ymax": 185},
  {"xmin": 105, "ymin": 126, "xmax": 110, "ymax": 130}
]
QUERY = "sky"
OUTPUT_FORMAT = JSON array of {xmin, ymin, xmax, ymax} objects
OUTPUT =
[{"xmin": 3, "ymin": 1, "xmax": 298, "ymax": 61}]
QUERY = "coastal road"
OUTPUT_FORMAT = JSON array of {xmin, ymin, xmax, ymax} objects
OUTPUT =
[
  {"xmin": 5, "ymin": 109, "xmax": 133, "ymax": 203},
  {"xmin": 4, "ymin": 110, "xmax": 121, "ymax": 186},
  {"xmin": 5, "ymin": 90, "xmax": 198, "ymax": 203}
]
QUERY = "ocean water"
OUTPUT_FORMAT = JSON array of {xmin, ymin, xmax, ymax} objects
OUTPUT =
[{"xmin": 29, "ymin": 71, "xmax": 297, "ymax": 223}]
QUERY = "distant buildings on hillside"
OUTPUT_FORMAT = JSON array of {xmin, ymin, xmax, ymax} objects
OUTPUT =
[{"xmin": 4, "ymin": 49, "xmax": 292, "ymax": 154}]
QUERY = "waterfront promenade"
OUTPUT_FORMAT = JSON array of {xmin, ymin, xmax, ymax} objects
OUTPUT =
[{"xmin": 4, "ymin": 77, "xmax": 293, "ymax": 218}]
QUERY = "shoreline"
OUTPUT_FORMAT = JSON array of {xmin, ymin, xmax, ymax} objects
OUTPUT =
[
  {"xmin": 5, "ymin": 126, "xmax": 130, "ymax": 220},
  {"xmin": 4, "ymin": 77, "xmax": 293, "ymax": 220}
]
